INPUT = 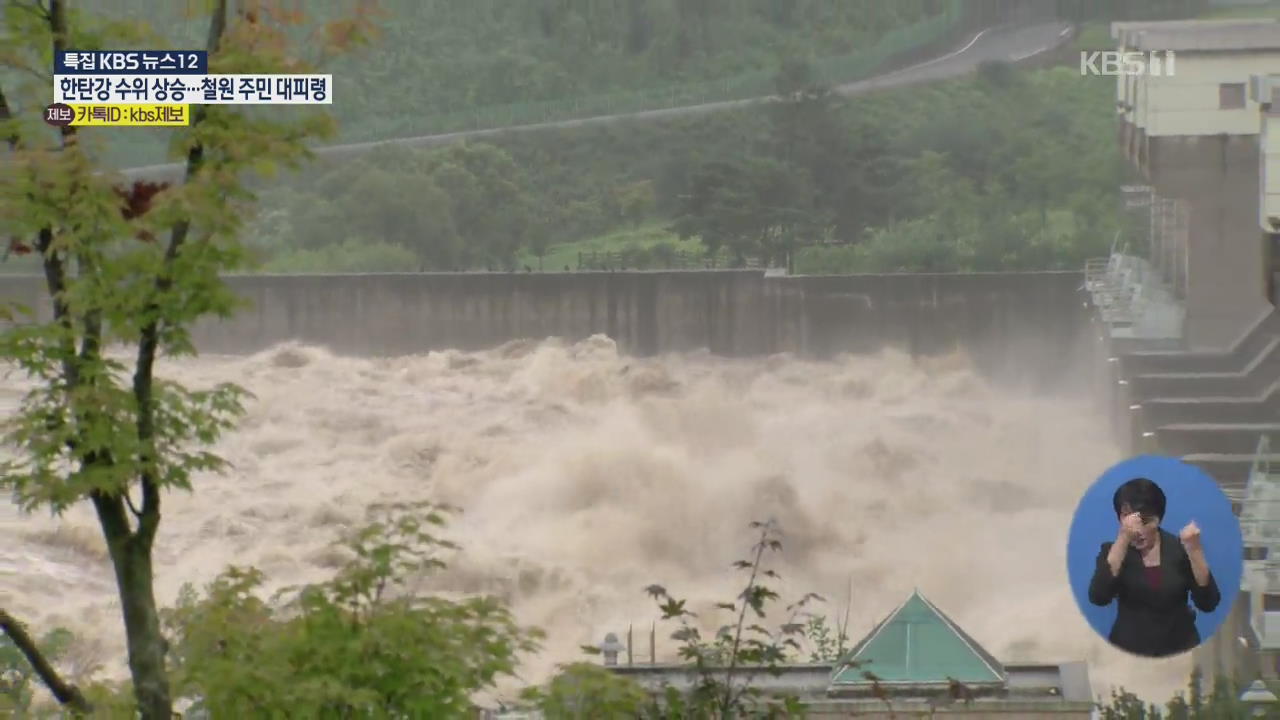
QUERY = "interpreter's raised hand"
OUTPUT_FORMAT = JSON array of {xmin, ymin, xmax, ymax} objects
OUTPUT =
[
  {"xmin": 1119, "ymin": 512, "xmax": 1145, "ymax": 542},
  {"xmin": 1180, "ymin": 520, "xmax": 1202, "ymax": 552}
]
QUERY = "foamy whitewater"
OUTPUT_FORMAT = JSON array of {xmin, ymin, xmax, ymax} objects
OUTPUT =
[{"xmin": 0, "ymin": 336, "xmax": 1189, "ymax": 705}]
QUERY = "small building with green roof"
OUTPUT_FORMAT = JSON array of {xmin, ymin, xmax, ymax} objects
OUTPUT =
[
  {"xmin": 599, "ymin": 589, "xmax": 1094, "ymax": 718},
  {"xmin": 829, "ymin": 589, "xmax": 1007, "ymax": 694}
]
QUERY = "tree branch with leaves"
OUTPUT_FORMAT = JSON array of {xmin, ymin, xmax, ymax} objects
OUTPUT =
[
  {"xmin": 0, "ymin": 1, "xmax": 382, "ymax": 716},
  {"xmin": 0, "ymin": 609, "xmax": 91, "ymax": 715},
  {"xmin": 640, "ymin": 519, "xmax": 821, "ymax": 718}
]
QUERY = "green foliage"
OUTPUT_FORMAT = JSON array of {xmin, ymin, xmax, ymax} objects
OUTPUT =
[
  {"xmin": 92, "ymin": 0, "xmax": 962, "ymax": 166},
  {"xmin": 251, "ymin": 57, "xmax": 1125, "ymax": 275},
  {"xmin": 163, "ymin": 501, "xmax": 542, "ymax": 718},
  {"xmin": 518, "ymin": 519, "xmax": 825, "ymax": 718},
  {"xmin": 75, "ymin": 681, "xmax": 139, "ymax": 718},
  {"xmin": 1097, "ymin": 667, "xmax": 1264, "ymax": 719},
  {"xmin": 0, "ymin": 1, "xmax": 374, "ymax": 510},
  {"xmin": 641, "ymin": 519, "xmax": 818, "ymax": 718},
  {"xmin": 613, "ymin": 180, "xmax": 658, "ymax": 228},
  {"xmin": 515, "ymin": 224, "xmax": 704, "ymax": 272},
  {"xmin": 801, "ymin": 615, "xmax": 849, "ymax": 664},
  {"xmin": 523, "ymin": 663, "xmax": 652, "ymax": 719},
  {"xmin": 253, "ymin": 142, "xmax": 545, "ymax": 271},
  {"xmin": 672, "ymin": 155, "xmax": 816, "ymax": 267},
  {"xmin": 0, "ymin": 3, "xmax": 382, "ymax": 715},
  {"xmin": 0, "ymin": 626, "xmax": 74, "ymax": 715},
  {"xmin": 259, "ymin": 239, "xmax": 421, "ymax": 273}
]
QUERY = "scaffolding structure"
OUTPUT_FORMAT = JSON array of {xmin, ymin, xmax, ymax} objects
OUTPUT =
[
  {"xmin": 1148, "ymin": 194, "xmax": 1191, "ymax": 300},
  {"xmin": 1242, "ymin": 435, "xmax": 1280, "ymax": 654},
  {"xmin": 1124, "ymin": 186, "xmax": 1189, "ymax": 300},
  {"xmin": 1083, "ymin": 187, "xmax": 1187, "ymax": 340}
]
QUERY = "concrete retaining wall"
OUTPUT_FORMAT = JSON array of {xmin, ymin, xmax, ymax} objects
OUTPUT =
[
  {"xmin": 0, "ymin": 270, "xmax": 1092, "ymax": 386},
  {"xmin": 1146, "ymin": 134, "xmax": 1272, "ymax": 350}
]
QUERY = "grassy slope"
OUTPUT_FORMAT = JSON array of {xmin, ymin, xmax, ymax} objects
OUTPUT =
[{"xmin": 516, "ymin": 224, "xmax": 692, "ymax": 270}]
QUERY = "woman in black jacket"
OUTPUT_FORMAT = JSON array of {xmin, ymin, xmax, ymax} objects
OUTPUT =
[{"xmin": 1088, "ymin": 477, "xmax": 1221, "ymax": 658}]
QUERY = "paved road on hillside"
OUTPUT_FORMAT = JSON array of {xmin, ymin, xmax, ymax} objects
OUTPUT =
[{"xmin": 119, "ymin": 20, "xmax": 1073, "ymax": 183}]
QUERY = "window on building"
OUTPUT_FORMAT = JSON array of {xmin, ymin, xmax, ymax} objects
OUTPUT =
[
  {"xmin": 1264, "ymin": 594, "xmax": 1280, "ymax": 612},
  {"xmin": 1246, "ymin": 546, "xmax": 1270, "ymax": 561},
  {"xmin": 1221, "ymin": 83, "xmax": 1247, "ymax": 110}
]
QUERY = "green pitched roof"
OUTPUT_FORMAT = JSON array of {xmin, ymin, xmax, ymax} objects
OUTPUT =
[{"xmin": 832, "ymin": 590, "xmax": 1006, "ymax": 686}]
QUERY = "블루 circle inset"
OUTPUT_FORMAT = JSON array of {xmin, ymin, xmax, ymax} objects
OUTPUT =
[{"xmin": 1065, "ymin": 454, "xmax": 1243, "ymax": 658}]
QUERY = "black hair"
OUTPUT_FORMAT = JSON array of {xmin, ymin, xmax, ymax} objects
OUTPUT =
[{"xmin": 1112, "ymin": 477, "xmax": 1166, "ymax": 521}]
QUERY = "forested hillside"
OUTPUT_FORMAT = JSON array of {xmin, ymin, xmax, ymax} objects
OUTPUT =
[
  {"xmin": 50, "ymin": 0, "xmax": 1219, "ymax": 274},
  {"xmin": 91, "ymin": 0, "xmax": 962, "ymax": 165},
  {"xmin": 241, "ymin": 59, "xmax": 1129, "ymax": 274}
]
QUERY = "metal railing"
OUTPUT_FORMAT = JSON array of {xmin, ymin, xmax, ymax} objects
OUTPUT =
[
  {"xmin": 1240, "ymin": 434, "xmax": 1279, "ymax": 540},
  {"xmin": 1149, "ymin": 197, "xmax": 1190, "ymax": 301},
  {"xmin": 1242, "ymin": 434, "xmax": 1280, "ymax": 651},
  {"xmin": 1252, "ymin": 434, "xmax": 1273, "ymax": 484},
  {"xmin": 1084, "ymin": 251, "xmax": 1143, "ymax": 326},
  {"xmin": 1083, "ymin": 233, "xmax": 1184, "ymax": 339}
]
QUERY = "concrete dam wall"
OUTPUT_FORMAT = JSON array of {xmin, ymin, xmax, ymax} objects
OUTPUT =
[{"xmin": 0, "ymin": 270, "xmax": 1092, "ymax": 386}]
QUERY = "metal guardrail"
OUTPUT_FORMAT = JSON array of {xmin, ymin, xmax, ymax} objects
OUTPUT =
[
  {"xmin": 1084, "ymin": 253, "xmax": 1140, "ymax": 324},
  {"xmin": 1253, "ymin": 434, "xmax": 1273, "ymax": 483},
  {"xmin": 1241, "ymin": 434, "xmax": 1279, "ymax": 536},
  {"xmin": 1083, "ymin": 247, "xmax": 1184, "ymax": 338},
  {"xmin": 1242, "ymin": 433, "xmax": 1280, "ymax": 652}
]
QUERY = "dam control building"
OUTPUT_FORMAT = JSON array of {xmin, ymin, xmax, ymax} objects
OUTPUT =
[{"xmin": 1090, "ymin": 17, "xmax": 1280, "ymax": 690}]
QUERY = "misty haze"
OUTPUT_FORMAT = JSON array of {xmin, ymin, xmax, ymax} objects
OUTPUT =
[{"xmin": 2, "ymin": 0, "xmax": 1278, "ymax": 717}]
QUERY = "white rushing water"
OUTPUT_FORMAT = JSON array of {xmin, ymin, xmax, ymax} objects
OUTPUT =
[{"xmin": 0, "ymin": 336, "xmax": 1189, "ymax": 705}]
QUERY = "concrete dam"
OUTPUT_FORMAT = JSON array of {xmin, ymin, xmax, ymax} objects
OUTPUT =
[{"xmin": 0, "ymin": 269, "xmax": 1094, "ymax": 388}]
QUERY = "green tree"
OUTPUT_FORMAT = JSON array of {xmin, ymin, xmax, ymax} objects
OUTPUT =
[
  {"xmin": 909, "ymin": 149, "xmax": 980, "ymax": 237},
  {"xmin": 642, "ymin": 519, "xmax": 816, "ymax": 718},
  {"xmin": 163, "ymin": 501, "xmax": 541, "ymax": 718},
  {"xmin": 853, "ymin": 216, "xmax": 965, "ymax": 272},
  {"xmin": 769, "ymin": 58, "xmax": 914, "ymax": 244},
  {"xmin": 769, "ymin": 58, "xmax": 839, "ymax": 163},
  {"xmin": 526, "ymin": 205, "xmax": 558, "ymax": 271},
  {"xmin": 422, "ymin": 143, "xmax": 537, "ymax": 270},
  {"xmin": 827, "ymin": 112, "xmax": 908, "ymax": 241},
  {"xmin": 252, "ymin": 139, "xmax": 548, "ymax": 271},
  {"xmin": 524, "ymin": 663, "xmax": 652, "ymax": 718},
  {"xmin": 0, "ymin": 1, "xmax": 379, "ymax": 716},
  {"xmin": 343, "ymin": 165, "xmax": 462, "ymax": 270},
  {"xmin": 519, "ymin": 519, "xmax": 830, "ymax": 718},
  {"xmin": 1097, "ymin": 668, "xmax": 1264, "ymax": 719},
  {"xmin": 802, "ymin": 609, "xmax": 851, "ymax": 664},
  {"xmin": 613, "ymin": 179, "xmax": 657, "ymax": 228},
  {"xmin": 673, "ymin": 156, "xmax": 813, "ymax": 267}
]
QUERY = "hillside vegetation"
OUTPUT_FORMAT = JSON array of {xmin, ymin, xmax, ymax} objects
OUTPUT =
[
  {"xmin": 47, "ymin": 0, "xmax": 1213, "ymax": 275},
  {"xmin": 244, "ymin": 59, "xmax": 1130, "ymax": 274},
  {"xmin": 91, "ymin": 0, "xmax": 962, "ymax": 167}
]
